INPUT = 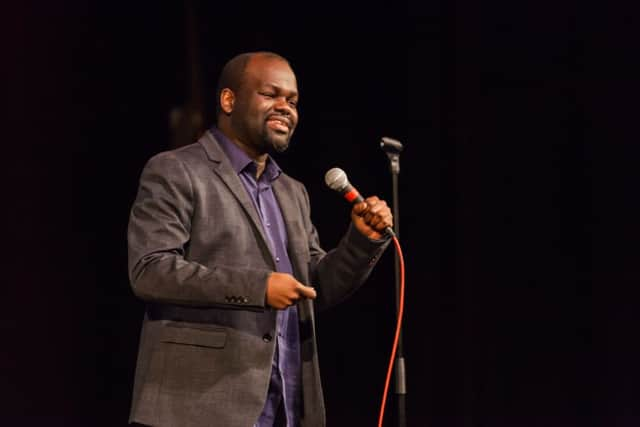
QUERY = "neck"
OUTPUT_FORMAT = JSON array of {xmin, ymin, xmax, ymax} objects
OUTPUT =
[
  {"xmin": 217, "ymin": 121, "xmax": 268, "ymax": 165},
  {"xmin": 254, "ymin": 158, "xmax": 267, "ymax": 180}
]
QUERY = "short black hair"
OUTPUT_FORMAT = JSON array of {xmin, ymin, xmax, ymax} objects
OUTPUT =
[{"xmin": 214, "ymin": 51, "xmax": 290, "ymax": 118}]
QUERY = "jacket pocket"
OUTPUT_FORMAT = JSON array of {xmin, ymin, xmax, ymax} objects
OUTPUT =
[{"xmin": 160, "ymin": 324, "xmax": 227, "ymax": 348}]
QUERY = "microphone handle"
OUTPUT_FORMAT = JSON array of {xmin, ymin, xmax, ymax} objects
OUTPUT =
[{"xmin": 340, "ymin": 184, "xmax": 364, "ymax": 204}]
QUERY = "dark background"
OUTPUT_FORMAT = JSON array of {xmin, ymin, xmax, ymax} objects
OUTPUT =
[{"xmin": 3, "ymin": 1, "xmax": 639, "ymax": 426}]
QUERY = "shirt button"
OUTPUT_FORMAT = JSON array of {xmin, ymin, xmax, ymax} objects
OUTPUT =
[
  {"xmin": 262, "ymin": 333, "xmax": 273, "ymax": 343},
  {"xmin": 276, "ymin": 257, "xmax": 280, "ymax": 262},
  {"xmin": 266, "ymin": 222, "xmax": 271, "ymax": 227}
]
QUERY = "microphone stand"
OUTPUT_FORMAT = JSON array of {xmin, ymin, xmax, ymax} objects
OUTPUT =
[{"xmin": 380, "ymin": 137, "xmax": 406, "ymax": 427}]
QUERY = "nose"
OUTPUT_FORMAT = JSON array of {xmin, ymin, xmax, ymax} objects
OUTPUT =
[{"xmin": 274, "ymin": 96, "xmax": 294, "ymax": 116}]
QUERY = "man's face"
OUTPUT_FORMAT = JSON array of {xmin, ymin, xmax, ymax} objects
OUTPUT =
[{"xmin": 231, "ymin": 56, "xmax": 299, "ymax": 154}]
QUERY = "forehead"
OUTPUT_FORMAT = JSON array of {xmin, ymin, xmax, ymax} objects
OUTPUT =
[{"xmin": 244, "ymin": 56, "xmax": 298, "ymax": 91}]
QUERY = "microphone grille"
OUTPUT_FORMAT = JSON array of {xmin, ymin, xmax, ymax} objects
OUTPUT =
[{"xmin": 324, "ymin": 167, "xmax": 349, "ymax": 191}]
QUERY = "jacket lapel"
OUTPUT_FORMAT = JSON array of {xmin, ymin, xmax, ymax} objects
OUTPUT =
[
  {"xmin": 199, "ymin": 131, "xmax": 275, "ymax": 266},
  {"xmin": 273, "ymin": 178, "xmax": 315, "ymax": 323},
  {"xmin": 272, "ymin": 177, "xmax": 305, "ymax": 276}
]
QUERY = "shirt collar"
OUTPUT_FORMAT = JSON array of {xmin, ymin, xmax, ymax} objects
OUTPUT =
[{"xmin": 211, "ymin": 126, "xmax": 282, "ymax": 182}]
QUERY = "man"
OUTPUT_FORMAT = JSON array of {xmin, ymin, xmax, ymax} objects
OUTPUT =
[{"xmin": 127, "ymin": 51, "xmax": 393, "ymax": 427}]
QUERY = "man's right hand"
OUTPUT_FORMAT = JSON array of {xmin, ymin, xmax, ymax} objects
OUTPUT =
[{"xmin": 266, "ymin": 272, "xmax": 317, "ymax": 309}]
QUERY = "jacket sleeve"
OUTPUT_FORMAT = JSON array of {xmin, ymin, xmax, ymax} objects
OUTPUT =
[
  {"xmin": 298, "ymin": 183, "xmax": 392, "ymax": 311},
  {"xmin": 126, "ymin": 152, "xmax": 270, "ymax": 310}
]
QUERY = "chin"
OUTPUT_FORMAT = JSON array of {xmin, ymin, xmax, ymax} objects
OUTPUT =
[
  {"xmin": 272, "ymin": 140, "xmax": 290, "ymax": 153},
  {"xmin": 267, "ymin": 133, "xmax": 291, "ymax": 153}
]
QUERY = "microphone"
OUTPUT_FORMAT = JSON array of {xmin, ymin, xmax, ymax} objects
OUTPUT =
[
  {"xmin": 324, "ymin": 167, "xmax": 395, "ymax": 237},
  {"xmin": 324, "ymin": 167, "xmax": 364, "ymax": 203}
]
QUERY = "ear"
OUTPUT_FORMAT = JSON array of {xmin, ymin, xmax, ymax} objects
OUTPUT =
[{"xmin": 220, "ymin": 88, "xmax": 235, "ymax": 114}]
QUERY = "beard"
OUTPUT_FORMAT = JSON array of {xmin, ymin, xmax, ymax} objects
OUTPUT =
[
  {"xmin": 270, "ymin": 138, "xmax": 290, "ymax": 153},
  {"xmin": 263, "ymin": 124, "xmax": 293, "ymax": 153}
]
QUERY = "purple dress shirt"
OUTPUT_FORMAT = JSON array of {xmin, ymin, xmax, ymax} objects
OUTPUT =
[{"xmin": 213, "ymin": 128, "xmax": 301, "ymax": 427}]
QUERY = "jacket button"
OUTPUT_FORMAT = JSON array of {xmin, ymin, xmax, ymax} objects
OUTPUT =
[{"xmin": 262, "ymin": 333, "xmax": 273, "ymax": 342}]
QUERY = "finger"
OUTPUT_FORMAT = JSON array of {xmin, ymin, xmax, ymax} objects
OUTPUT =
[
  {"xmin": 364, "ymin": 210, "xmax": 385, "ymax": 225},
  {"xmin": 297, "ymin": 284, "xmax": 317, "ymax": 299},
  {"xmin": 364, "ymin": 196, "xmax": 380, "ymax": 204},
  {"xmin": 376, "ymin": 214, "xmax": 393, "ymax": 231},
  {"xmin": 352, "ymin": 201, "xmax": 368, "ymax": 216},
  {"xmin": 366, "ymin": 199, "xmax": 388, "ymax": 215},
  {"xmin": 374, "ymin": 220, "xmax": 390, "ymax": 232},
  {"xmin": 367, "ymin": 215, "xmax": 383, "ymax": 229}
]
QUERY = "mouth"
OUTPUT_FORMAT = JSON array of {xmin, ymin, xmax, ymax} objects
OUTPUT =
[{"xmin": 266, "ymin": 115, "xmax": 291, "ymax": 134}]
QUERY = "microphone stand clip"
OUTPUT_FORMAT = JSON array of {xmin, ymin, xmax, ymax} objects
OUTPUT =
[{"xmin": 380, "ymin": 136, "xmax": 402, "ymax": 175}]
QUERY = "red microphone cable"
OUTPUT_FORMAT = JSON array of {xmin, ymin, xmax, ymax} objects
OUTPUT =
[{"xmin": 377, "ymin": 235, "xmax": 405, "ymax": 427}]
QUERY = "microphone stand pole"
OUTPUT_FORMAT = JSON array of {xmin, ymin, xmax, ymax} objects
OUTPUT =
[{"xmin": 381, "ymin": 137, "xmax": 406, "ymax": 427}]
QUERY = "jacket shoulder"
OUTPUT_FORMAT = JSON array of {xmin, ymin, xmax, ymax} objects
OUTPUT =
[{"xmin": 147, "ymin": 141, "xmax": 206, "ymax": 164}]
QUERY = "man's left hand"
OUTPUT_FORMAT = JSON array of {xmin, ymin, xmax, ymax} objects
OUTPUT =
[{"xmin": 351, "ymin": 196, "xmax": 394, "ymax": 240}]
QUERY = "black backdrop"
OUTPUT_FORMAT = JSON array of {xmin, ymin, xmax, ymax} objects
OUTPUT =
[{"xmin": 3, "ymin": 1, "xmax": 639, "ymax": 426}]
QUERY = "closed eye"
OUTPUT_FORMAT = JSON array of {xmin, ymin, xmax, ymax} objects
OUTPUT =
[{"xmin": 259, "ymin": 91, "xmax": 298, "ymax": 108}]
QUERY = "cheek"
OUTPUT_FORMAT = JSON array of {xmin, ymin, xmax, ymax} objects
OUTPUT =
[
  {"xmin": 255, "ymin": 99, "xmax": 272, "ymax": 112},
  {"xmin": 248, "ymin": 104, "xmax": 268, "ymax": 124}
]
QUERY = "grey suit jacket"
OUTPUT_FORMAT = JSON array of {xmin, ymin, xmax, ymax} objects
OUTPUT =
[{"xmin": 127, "ymin": 131, "xmax": 390, "ymax": 427}]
